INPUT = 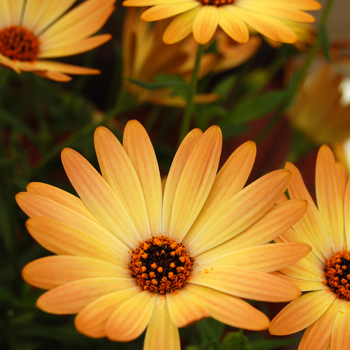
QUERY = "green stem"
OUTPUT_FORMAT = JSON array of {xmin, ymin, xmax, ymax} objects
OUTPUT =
[
  {"xmin": 29, "ymin": 89, "xmax": 128, "ymax": 179},
  {"xmin": 0, "ymin": 68, "xmax": 12, "ymax": 102},
  {"xmin": 255, "ymin": 0, "xmax": 335, "ymax": 145},
  {"xmin": 178, "ymin": 44, "xmax": 205, "ymax": 144}
]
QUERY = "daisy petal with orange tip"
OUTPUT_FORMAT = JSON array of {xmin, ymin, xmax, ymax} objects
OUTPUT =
[
  {"xmin": 0, "ymin": 0, "xmax": 115, "ymax": 81},
  {"xmin": 124, "ymin": 0, "xmax": 321, "ymax": 44},
  {"xmin": 270, "ymin": 145, "xmax": 350, "ymax": 349},
  {"xmin": 18, "ymin": 120, "xmax": 310, "ymax": 350}
]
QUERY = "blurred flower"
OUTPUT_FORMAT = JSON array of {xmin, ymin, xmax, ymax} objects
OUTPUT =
[
  {"xmin": 288, "ymin": 64, "xmax": 350, "ymax": 145},
  {"xmin": 270, "ymin": 145, "xmax": 350, "ymax": 349},
  {"xmin": 265, "ymin": 20, "xmax": 316, "ymax": 51},
  {"xmin": 17, "ymin": 120, "xmax": 309, "ymax": 349},
  {"xmin": 123, "ymin": 0, "xmax": 321, "ymax": 45},
  {"xmin": 0, "ymin": 0, "xmax": 115, "ymax": 81},
  {"xmin": 123, "ymin": 8, "xmax": 260, "ymax": 106}
]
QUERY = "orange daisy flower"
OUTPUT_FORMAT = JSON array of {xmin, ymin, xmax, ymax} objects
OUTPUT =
[
  {"xmin": 18, "ymin": 121, "xmax": 310, "ymax": 349},
  {"xmin": 123, "ymin": 0, "xmax": 321, "ymax": 44},
  {"xmin": 0, "ymin": 0, "xmax": 116, "ymax": 81},
  {"xmin": 270, "ymin": 145, "xmax": 350, "ymax": 349}
]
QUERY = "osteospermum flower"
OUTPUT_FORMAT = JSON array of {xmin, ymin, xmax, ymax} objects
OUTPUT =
[
  {"xmin": 123, "ymin": 0, "xmax": 321, "ymax": 45},
  {"xmin": 270, "ymin": 145, "xmax": 350, "ymax": 349},
  {"xmin": 0, "ymin": 0, "xmax": 116, "ymax": 81},
  {"xmin": 17, "ymin": 120, "xmax": 310, "ymax": 349}
]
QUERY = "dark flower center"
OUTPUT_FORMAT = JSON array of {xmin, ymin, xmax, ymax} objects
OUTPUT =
[
  {"xmin": 325, "ymin": 251, "xmax": 350, "ymax": 300},
  {"xmin": 130, "ymin": 235, "xmax": 194, "ymax": 294},
  {"xmin": 0, "ymin": 26, "xmax": 39, "ymax": 61},
  {"xmin": 198, "ymin": 0, "xmax": 236, "ymax": 6}
]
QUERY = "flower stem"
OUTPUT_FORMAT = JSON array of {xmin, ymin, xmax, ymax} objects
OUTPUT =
[{"xmin": 178, "ymin": 44, "xmax": 205, "ymax": 144}]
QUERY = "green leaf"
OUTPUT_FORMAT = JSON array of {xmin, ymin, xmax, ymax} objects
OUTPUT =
[
  {"xmin": 226, "ymin": 90, "xmax": 288, "ymax": 125},
  {"xmin": 222, "ymin": 331, "xmax": 250, "ymax": 350},
  {"xmin": 250, "ymin": 338, "xmax": 300, "ymax": 350},
  {"xmin": 196, "ymin": 318, "xmax": 224, "ymax": 350},
  {"xmin": 319, "ymin": 23, "xmax": 331, "ymax": 62},
  {"xmin": 213, "ymin": 75, "xmax": 238, "ymax": 101},
  {"xmin": 127, "ymin": 76, "xmax": 188, "ymax": 91}
]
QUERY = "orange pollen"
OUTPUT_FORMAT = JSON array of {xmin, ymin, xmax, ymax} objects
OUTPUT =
[
  {"xmin": 325, "ymin": 250, "xmax": 350, "ymax": 300},
  {"xmin": 130, "ymin": 235, "xmax": 194, "ymax": 294},
  {"xmin": 198, "ymin": 0, "xmax": 236, "ymax": 6},
  {"xmin": 0, "ymin": 26, "xmax": 39, "ymax": 61}
]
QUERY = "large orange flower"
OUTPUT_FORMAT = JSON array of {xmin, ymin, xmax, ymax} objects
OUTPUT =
[
  {"xmin": 0, "ymin": 0, "xmax": 115, "ymax": 81},
  {"xmin": 123, "ymin": 0, "xmax": 321, "ymax": 44},
  {"xmin": 18, "ymin": 121, "xmax": 309, "ymax": 349},
  {"xmin": 270, "ymin": 145, "xmax": 350, "ymax": 349}
]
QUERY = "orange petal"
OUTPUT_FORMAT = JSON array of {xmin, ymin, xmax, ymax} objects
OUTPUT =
[
  {"xmin": 269, "ymin": 290, "xmax": 335, "ymax": 335},
  {"xmin": 37, "ymin": 277, "xmax": 136, "ymax": 314},
  {"xmin": 94, "ymin": 126, "xmax": 151, "ymax": 241},
  {"xmin": 162, "ymin": 129, "xmax": 203, "ymax": 235},
  {"xmin": 22, "ymin": 255, "xmax": 130, "ymax": 290},
  {"xmin": 141, "ymin": 3, "xmax": 199, "ymax": 21},
  {"xmin": 61, "ymin": 147, "xmax": 141, "ymax": 248},
  {"xmin": 166, "ymin": 289, "xmax": 210, "ymax": 327},
  {"xmin": 299, "ymin": 298, "xmax": 342, "ymax": 350},
  {"xmin": 105, "ymin": 291, "xmax": 156, "ymax": 341},
  {"xmin": 184, "ymin": 284, "xmax": 269, "ymax": 331},
  {"xmin": 315, "ymin": 145, "xmax": 345, "ymax": 252},
  {"xmin": 168, "ymin": 126, "xmax": 222, "ymax": 242},
  {"xmin": 189, "ymin": 265, "xmax": 301, "ymax": 302},
  {"xmin": 123, "ymin": 120, "xmax": 162, "ymax": 237},
  {"xmin": 193, "ymin": 6, "xmax": 219, "ymax": 44},
  {"xmin": 75, "ymin": 287, "xmax": 140, "ymax": 338},
  {"xmin": 330, "ymin": 299, "xmax": 350, "ymax": 350},
  {"xmin": 144, "ymin": 295, "xmax": 181, "ymax": 350}
]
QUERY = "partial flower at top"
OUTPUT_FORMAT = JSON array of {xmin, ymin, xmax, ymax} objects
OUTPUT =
[
  {"xmin": 288, "ymin": 64, "xmax": 350, "ymax": 146},
  {"xmin": 270, "ymin": 145, "xmax": 350, "ymax": 350},
  {"xmin": 123, "ymin": 0, "xmax": 321, "ymax": 45},
  {"xmin": 123, "ymin": 8, "xmax": 260, "ymax": 106},
  {"xmin": 0, "ymin": 0, "xmax": 116, "ymax": 81},
  {"xmin": 17, "ymin": 120, "xmax": 310, "ymax": 350}
]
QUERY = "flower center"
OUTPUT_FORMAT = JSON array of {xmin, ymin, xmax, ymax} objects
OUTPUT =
[
  {"xmin": 130, "ymin": 235, "xmax": 194, "ymax": 294},
  {"xmin": 198, "ymin": 0, "xmax": 236, "ymax": 6},
  {"xmin": 0, "ymin": 26, "xmax": 39, "ymax": 61},
  {"xmin": 325, "ymin": 251, "xmax": 350, "ymax": 300}
]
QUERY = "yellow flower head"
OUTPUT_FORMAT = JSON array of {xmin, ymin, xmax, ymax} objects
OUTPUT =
[
  {"xmin": 123, "ymin": 0, "xmax": 321, "ymax": 45},
  {"xmin": 270, "ymin": 145, "xmax": 350, "ymax": 349},
  {"xmin": 18, "ymin": 121, "xmax": 310, "ymax": 349},
  {"xmin": 0, "ymin": 0, "xmax": 116, "ymax": 81},
  {"xmin": 288, "ymin": 64, "xmax": 350, "ymax": 145}
]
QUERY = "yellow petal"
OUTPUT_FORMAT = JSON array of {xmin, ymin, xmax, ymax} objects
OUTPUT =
[
  {"xmin": 196, "ymin": 242, "xmax": 311, "ymax": 273},
  {"xmin": 16, "ymin": 193, "xmax": 129, "ymax": 267},
  {"xmin": 286, "ymin": 161, "xmax": 331, "ymax": 260},
  {"xmin": 0, "ymin": 1, "xmax": 12, "ymax": 27},
  {"xmin": 218, "ymin": 6, "xmax": 249, "ymax": 43},
  {"xmin": 37, "ymin": 277, "xmax": 136, "ymax": 314},
  {"xmin": 163, "ymin": 8, "xmax": 200, "ymax": 44},
  {"xmin": 315, "ymin": 145, "xmax": 345, "ymax": 252},
  {"xmin": 166, "ymin": 289, "xmax": 210, "ymax": 327},
  {"xmin": 25, "ymin": 60, "xmax": 100, "ymax": 75},
  {"xmin": 25, "ymin": 217, "xmax": 126, "ymax": 265},
  {"xmin": 8, "ymin": 0, "xmax": 25, "ymax": 25},
  {"xmin": 330, "ymin": 299, "xmax": 350, "ymax": 350},
  {"xmin": 94, "ymin": 126, "xmax": 151, "ymax": 241},
  {"xmin": 162, "ymin": 129, "xmax": 203, "ymax": 235},
  {"xmin": 299, "ymin": 298, "xmax": 342, "ymax": 350},
  {"xmin": 189, "ymin": 141, "xmax": 256, "ymax": 237},
  {"xmin": 193, "ymin": 6, "xmax": 219, "ymax": 44},
  {"xmin": 61, "ymin": 147, "xmax": 141, "ymax": 248},
  {"xmin": 189, "ymin": 265, "xmax": 301, "ymax": 302},
  {"xmin": 75, "ymin": 287, "xmax": 140, "ymax": 338},
  {"xmin": 141, "ymin": 3, "xmax": 199, "ymax": 21},
  {"xmin": 185, "ymin": 169, "xmax": 290, "ymax": 256},
  {"xmin": 183, "ymin": 284, "xmax": 269, "ymax": 331},
  {"xmin": 168, "ymin": 126, "xmax": 222, "ymax": 242},
  {"xmin": 105, "ymin": 291, "xmax": 156, "ymax": 341},
  {"xmin": 22, "ymin": 256, "xmax": 130, "ymax": 290},
  {"xmin": 123, "ymin": 120, "xmax": 162, "ymax": 237},
  {"xmin": 269, "ymin": 290, "xmax": 335, "ymax": 335},
  {"xmin": 144, "ymin": 295, "xmax": 180, "ymax": 350}
]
